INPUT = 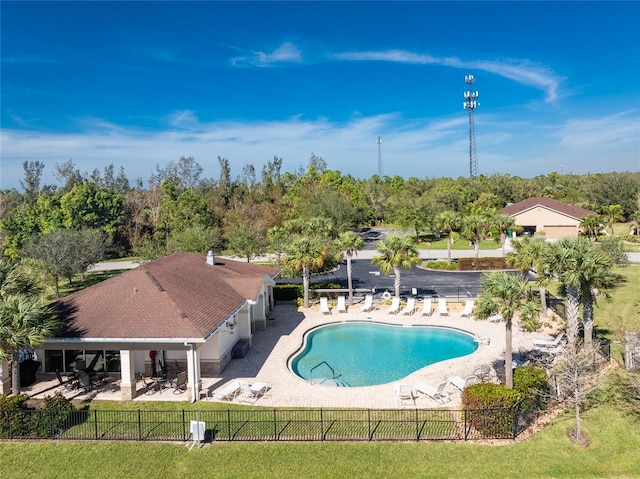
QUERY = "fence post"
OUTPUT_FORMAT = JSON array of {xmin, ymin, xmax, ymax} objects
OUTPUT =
[
  {"xmin": 463, "ymin": 409, "xmax": 468, "ymax": 440},
  {"xmin": 273, "ymin": 409, "xmax": 277, "ymax": 441},
  {"xmin": 94, "ymin": 410, "xmax": 98, "ymax": 440},
  {"xmin": 320, "ymin": 408, "xmax": 323, "ymax": 441},
  {"xmin": 137, "ymin": 410, "xmax": 142, "ymax": 441},
  {"xmin": 227, "ymin": 409, "xmax": 231, "ymax": 440},
  {"xmin": 50, "ymin": 410, "xmax": 55, "ymax": 439},
  {"xmin": 367, "ymin": 409, "xmax": 371, "ymax": 441},
  {"xmin": 415, "ymin": 409, "xmax": 419, "ymax": 441},
  {"xmin": 182, "ymin": 410, "xmax": 186, "ymax": 441},
  {"xmin": 513, "ymin": 408, "xmax": 518, "ymax": 439}
]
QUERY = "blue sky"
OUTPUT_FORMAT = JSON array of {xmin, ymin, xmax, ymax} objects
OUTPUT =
[{"xmin": 1, "ymin": 1, "xmax": 639, "ymax": 190}]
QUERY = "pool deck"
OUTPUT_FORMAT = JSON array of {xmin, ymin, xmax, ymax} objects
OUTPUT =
[
  {"xmin": 202, "ymin": 300, "xmax": 558, "ymax": 409},
  {"xmin": 23, "ymin": 300, "xmax": 560, "ymax": 409}
]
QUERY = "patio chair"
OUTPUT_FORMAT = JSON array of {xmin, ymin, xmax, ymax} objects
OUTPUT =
[
  {"xmin": 448, "ymin": 375, "xmax": 476, "ymax": 391},
  {"xmin": 421, "ymin": 298, "xmax": 433, "ymax": 316},
  {"xmin": 533, "ymin": 343, "xmax": 565, "ymax": 355},
  {"xmin": 238, "ymin": 380, "xmax": 269, "ymax": 403},
  {"xmin": 488, "ymin": 313, "xmax": 503, "ymax": 323},
  {"xmin": 415, "ymin": 382, "xmax": 451, "ymax": 404},
  {"xmin": 139, "ymin": 372, "xmax": 159, "ymax": 394},
  {"xmin": 360, "ymin": 294, "xmax": 374, "ymax": 312},
  {"xmin": 77, "ymin": 371, "xmax": 93, "ymax": 393},
  {"xmin": 173, "ymin": 370, "xmax": 188, "ymax": 394},
  {"xmin": 320, "ymin": 297, "xmax": 331, "ymax": 315},
  {"xmin": 460, "ymin": 300, "xmax": 474, "ymax": 318},
  {"xmin": 385, "ymin": 297, "xmax": 401, "ymax": 314},
  {"xmin": 533, "ymin": 332, "xmax": 564, "ymax": 348},
  {"xmin": 337, "ymin": 296, "xmax": 347, "ymax": 313},
  {"xmin": 210, "ymin": 380, "xmax": 242, "ymax": 401},
  {"xmin": 394, "ymin": 383, "xmax": 414, "ymax": 405},
  {"xmin": 438, "ymin": 298, "xmax": 449, "ymax": 316},
  {"xmin": 401, "ymin": 297, "xmax": 416, "ymax": 315}
]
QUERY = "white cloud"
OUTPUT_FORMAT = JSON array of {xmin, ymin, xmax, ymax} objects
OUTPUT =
[
  {"xmin": 333, "ymin": 49, "xmax": 563, "ymax": 102},
  {"xmin": 231, "ymin": 42, "xmax": 303, "ymax": 67},
  {"xmin": 1, "ymin": 109, "xmax": 638, "ymax": 190}
]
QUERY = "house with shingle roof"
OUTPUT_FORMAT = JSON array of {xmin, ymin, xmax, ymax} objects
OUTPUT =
[
  {"xmin": 500, "ymin": 197, "xmax": 594, "ymax": 239},
  {"xmin": 37, "ymin": 251, "xmax": 279, "ymax": 401}
]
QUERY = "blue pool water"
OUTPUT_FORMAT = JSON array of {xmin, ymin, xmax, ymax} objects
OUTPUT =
[{"xmin": 289, "ymin": 322, "xmax": 477, "ymax": 387}]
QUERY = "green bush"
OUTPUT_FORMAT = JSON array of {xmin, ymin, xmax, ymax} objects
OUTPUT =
[
  {"xmin": 461, "ymin": 383, "xmax": 523, "ymax": 437},
  {"xmin": 0, "ymin": 394, "xmax": 31, "ymax": 438},
  {"xmin": 513, "ymin": 366, "xmax": 550, "ymax": 412},
  {"xmin": 421, "ymin": 260, "xmax": 458, "ymax": 271},
  {"xmin": 31, "ymin": 393, "xmax": 76, "ymax": 438}
]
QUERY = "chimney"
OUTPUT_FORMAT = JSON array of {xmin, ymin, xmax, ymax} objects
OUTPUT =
[{"xmin": 206, "ymin": 250, "xmax": 215, "ymax": 266}]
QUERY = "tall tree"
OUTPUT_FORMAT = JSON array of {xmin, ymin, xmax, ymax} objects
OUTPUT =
[
  {"xmin": 493, "ymin": 213, "xmax": 519, "ymax": 257},
  {"xmin": 460, "ymin": 208, "xmax": 495, "ymax": 259},
  {"xmin": 580, "ymin": 214, "xmax": 603, "ymax": 242},
  {"xmin": 475, "ymin": 271, "xmax": 540, "ymax": 388},
  {"xmin": 507, "ymin": 237, "xmax": 550, "ymax": 317},
  {"xmin": 370, "ymin": 235, "xmax": 420, "ymax": 299},
  {"xmin": 282, "ymin": 235, "xmax": 332, "ymax": 308},
  {"xmin": 225, "ymin": 224, "xmax": 266, "ymax": 262},
  {"xmin": 336, "ymin": 231, "xmax": 365, "ymax": 306},
  {"xmin": 20, "ymin": 161, "xmax": 45, "ymax": 205}
]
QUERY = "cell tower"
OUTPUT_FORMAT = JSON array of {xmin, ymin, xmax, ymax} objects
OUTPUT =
[
  {"xmin": 376, "ymin": 136, "xmax": 383, "ymax": 176},
  {"xmin": 463, "ymin": 74, "xmax": 479, "ymax": 177}
]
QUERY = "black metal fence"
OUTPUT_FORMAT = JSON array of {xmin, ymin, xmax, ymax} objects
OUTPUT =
[{"xmin": 1, "ymin": 407, "xmax": 526, "ymax": 442}]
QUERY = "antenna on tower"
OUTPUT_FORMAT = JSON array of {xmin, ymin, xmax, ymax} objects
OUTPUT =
[
  {"xmin": 463, "ymin": 74, "xmax": 480, "ymax": 177},
  {"xmin": 376, "ymin": 136, "xmax": 383, "ymax": 177}
]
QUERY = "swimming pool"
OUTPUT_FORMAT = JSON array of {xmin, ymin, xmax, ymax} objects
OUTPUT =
[{"xmin": 289, "ymin": 322, "xmax": 478, "ymax": 387}]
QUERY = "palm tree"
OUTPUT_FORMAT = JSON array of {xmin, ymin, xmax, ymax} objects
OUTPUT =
[
  {"xmin": 460, "ymin": 207, "xmax": 495, "ymax": 259},
  {"xmin": 541, "ymin": 237, "xmax": 593, "ymax": 351},
  {"xmin": 475, "ymin": 271, "xmax": 540, "ymax": 388},
  {"xmin": 579, "ymin": 214, "xmax": 603, "ymax": 242},
  {"xmin": 370, "ymin": 235, "xmax": 420, "ymax": 298},
  {"xmin": 282, "ymin": 235, "xmax": 331, "ymax": 308},
  {"xmin": 507, "ymin": 237, "xmax": 550, "ymax": 317},
  {"xmin": 336, "ymin": 231, "xmax": 365, "ymax": 306},
  {"xmin": 602, "ymin": 204, "xmax": 625, "ymax": 237},
  {"xmin": 434, "ymin": 211, "xmax": 460, "ymax": 265},
  {"xmin": 1, "ymin": 294, "xmax": 58, "ymax": 395},
  {"xmin": 0, "ymin": 258, "xmax": 58, "ymax": 395},
  {"xmin": 493, "ymin": 213, "xmax": 519, "ymax": 257}
]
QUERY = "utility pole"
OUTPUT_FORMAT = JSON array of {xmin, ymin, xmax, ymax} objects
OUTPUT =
[
  {"xmin": 463, "ymin": 75, "xmax": 480, "ymax": 177},
  {"xmin": 376, "ymin": 136, "xmax": 383, "ymax": 177}
]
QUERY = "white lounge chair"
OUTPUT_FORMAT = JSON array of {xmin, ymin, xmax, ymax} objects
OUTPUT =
[
  {"xmin": 488, "ymin": 313, "xmax": 504, "ymax": 323},
  {"xmin": 394, "ymin": 383, "xmax": 414, "ymax": 405},
  {"xmin": 320, "ymin": 297, "xmax": 331, "ymax": 315},
  {"xmin": 337, "ymin": 296, "xmax": 347, "ymax": 313},
  {"xmin": 401, "ymin": 297, "xmax": 416, "ymax": 315},
  {"xmin": 360, "ymin": 294, "xmax": 374, "ymax": 312},
  {"xmin": 238, "ymin": 381, "xmax": 269, "ymax": 402},
  {"xmin": 386, "ymin": 297, "xmax": 401, "ymax": 314},
  {"xmin": 438, "ymin": 298, "xmax": 449, "ymax": 316},
  {"xmin": 415, "ymin": 382, "xmax": 452, "ymax": 404},
  {"xmin": 533, "ymin": 332, "xmax": 564, "ymax": 348},
  {"xmin": 421, "ymin": 298, "xmax": 433, "ymax": 316},
  {"xmin": 460, "ymin": 299, "xmax": 474, "ymax": 318},
  {"xmin": 533, "ymin": 343, "xmax": 565, "ymax": 354},
  {"xmin": 448, "ymin": 375, "xmax": 476, "ymax": 391},
  {"xmin": 210, "ymin": 380, "xmax": 241, "ymax": 401}
]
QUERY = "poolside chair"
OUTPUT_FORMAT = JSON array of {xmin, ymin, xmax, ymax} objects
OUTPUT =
[
  {"xmin": 238, "ymin": 380, "xmax": 269, "ymax": 403},
  {"xmin": 415, "ymin": 382, "xmax": 452, "ymax": 404},
  {"xmin": 438, "ymin": 298, "xmax": 449, "ymax": 316},
  {"xmin": 173, "ymin": 370, "xmax": 188, "ymax": 394},
  {"xmin": 337, "ymin": 296, "xmax": 347, "ymax": 313},
  {"xmin": 360, "ymin": 294, "xmax": 374, "ymax": 312},
  {"xmin": 401, "ymin": 297, "xmax": 416, "ymax": 315},
  {"xmin": 448, "ymin": 375, "xmax": 476, "ymax": 391},
  {"xmin": 210, "ymin": 380, "xmax": 241, "ymax": 401},
  {"xmin": 385, "ymin": 297, "xmax": 401, "ymax": 314},
  {"xmin": 394, "ymin": 383, "xmax": 414, "ymax": 405},
  {"xmin": 488, "ymin": 313, "xmax": 504, "ymax": 323},
  {"xmin": 533, "ymin": 332, "xmax": 564, "ymax": 348},
  {"xmin": 473, "ymin": 333, "xmax": 491, "ymax": 345},
  {"xmin": 460, "ymin": 299, "xmax": 474, "ymax": 318},
  {"xmin": 320, "ymin": 297, "xmax": 331, "ymax": 315},
  {"xmin": 139, "ymin": 372, "xmax": 160, "ymax": 394},
  {"xmin": 533, "ymin": 343, "xmax": 565, "ymax": 355},
  {"xmin": 421, "ymin": 298, "xmax": 433, "ymax": 317}
]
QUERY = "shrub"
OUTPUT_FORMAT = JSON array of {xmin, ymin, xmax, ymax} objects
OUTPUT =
[
  {"xmin": 461, "ymin": 383, "xmax": 523, "ymax": 437},
  {"xmin": 458, "ymin": 257, "xmax": 509, "ymax": 271},
  {"xmin": 31, "ymin": 393, "xmax": 76, "ymax": 438},
  {"xmin": 422, "ymin": 260, "xmax": 458, "ymax": 271},
  {"xmin": 0, "ymin": 394, "xmax": 31, "ymax": 438},
  {"xmin": 513, "ymin": 366, "xmax": 550, "ymax": 412}
]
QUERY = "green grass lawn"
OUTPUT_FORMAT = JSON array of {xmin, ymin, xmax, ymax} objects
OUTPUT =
[{"xmin": 1, "ymin": 402, "xmax": 638, "ymax": 479}]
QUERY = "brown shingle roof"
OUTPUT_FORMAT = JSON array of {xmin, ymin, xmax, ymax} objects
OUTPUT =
[
  {"xmin": 55, "ymin": 252, "xmax": 280, "ymax": 340},
  {"xmin": 500, "ymin": 197, "xmax": 594, "ymax": 220}
]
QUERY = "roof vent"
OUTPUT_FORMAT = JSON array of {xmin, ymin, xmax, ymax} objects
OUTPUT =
[{"xmin": 206, "ymin": 250, "xmax": 215, "ymax": 266}]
